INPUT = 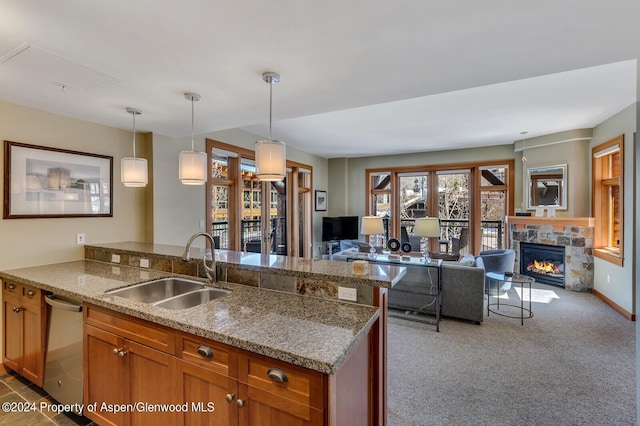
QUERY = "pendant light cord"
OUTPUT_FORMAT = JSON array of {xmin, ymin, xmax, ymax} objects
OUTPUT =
[
  {"xmin": 191, "ymin": 97, "xmax": 195, "ymax": 152},
  {"xmin": 132, "ymin": 112, "xmax": 137, "ymax": 158},
  {"xmin": 269, "ymin": 77, "xmax": 273, "ymax": 142}
]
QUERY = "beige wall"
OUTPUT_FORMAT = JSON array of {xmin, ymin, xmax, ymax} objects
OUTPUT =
[
  {"xmin": 589, "ymin": 103, "xmax": 636, "ymax": 314},
  {"xmin": 151, "ymin": 127, "xmax": 329, "ymax": 250},
  {"xmin": 518, "ymin": 138, "xmax": 591, "ymax": 217},
  {"xmin": 328, "ymin": 144, "xmax": 517, "ymax": 221},
  {"xmin": 0, "ymin": 101, "xmax": 148, "ymax": 270}
]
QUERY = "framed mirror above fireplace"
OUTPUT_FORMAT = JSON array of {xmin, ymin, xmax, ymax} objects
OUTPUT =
[{"xmin": 526, "ymin": 164, "xmax": 567, "ymax": 210}]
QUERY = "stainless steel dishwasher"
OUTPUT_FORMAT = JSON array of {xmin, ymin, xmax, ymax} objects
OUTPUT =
[{"xmin": 43, "ymin": 293, "xmax": 83, "ymax": 414}]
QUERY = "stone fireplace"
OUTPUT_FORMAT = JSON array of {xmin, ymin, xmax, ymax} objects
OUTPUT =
[{"xmin": 507, "ymin": 217, "xmax": 594, "ymax": 292}]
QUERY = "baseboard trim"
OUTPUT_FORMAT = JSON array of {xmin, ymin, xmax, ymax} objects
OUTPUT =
[{"xmin": 592, "ymin": 289, "xmax": 635, "ymax": 321}]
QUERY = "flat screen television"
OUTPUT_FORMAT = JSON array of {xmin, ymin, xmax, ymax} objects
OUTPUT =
[{"xmin": 321, "ymin": 216, "xmax": 359, "ymax": 241}]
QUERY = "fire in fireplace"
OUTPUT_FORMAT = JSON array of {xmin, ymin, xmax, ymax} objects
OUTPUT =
[{"xmin": 520, "ymin": 242, "xmax": 565, "ymax": 287}]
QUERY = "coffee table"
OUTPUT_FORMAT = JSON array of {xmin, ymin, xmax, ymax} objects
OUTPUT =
[{"xmin": 486, "ymin": 272, "xmax": 534, "ymax": 325}]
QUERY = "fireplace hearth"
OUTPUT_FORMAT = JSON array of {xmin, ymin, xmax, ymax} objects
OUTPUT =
[{"xmin": 520, "ymin": 242, "xmax": 565, "ymax": 287}]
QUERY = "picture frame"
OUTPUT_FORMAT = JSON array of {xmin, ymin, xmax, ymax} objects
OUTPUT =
[
  {"xmin": 4, "ymin": 140, "xmax": 113, "ymax": 219},
  {"xmin": 314, "ymin": 190, "xmax": 327, "ymax": 211}
]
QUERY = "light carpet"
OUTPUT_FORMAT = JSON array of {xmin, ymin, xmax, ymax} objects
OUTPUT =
[{"xmin": 387, "ymin": 283, "xmax": 636, "ymax": 426}]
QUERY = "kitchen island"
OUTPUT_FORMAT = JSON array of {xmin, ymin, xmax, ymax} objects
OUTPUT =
[{"xmin": 0, "ymin": 243, "xmax": 405, "ymax": 425}]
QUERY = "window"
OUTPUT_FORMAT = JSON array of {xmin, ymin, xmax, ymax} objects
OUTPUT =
[
  {"xmin": 366, "ymin": 160, "xmax": 514, "ymax": 254},
  {"xmin": 592, "ymin": 135, "xmax": 624, "ymax": 266},
  {"xmin": 206, "ymin": 139, "xmax": 313, "ymax": 258}
]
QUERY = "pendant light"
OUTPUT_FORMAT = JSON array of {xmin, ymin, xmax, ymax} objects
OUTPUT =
[
  {"xmin": 520, "ymin": 131, "xmax": 528, "ymax": 163},
  {"xmin": 121, "ymin": 107, "xmax": 148, "ymax": 187},
  {"xmin": 179, "ymin": 92, "xmax": 207, "ymax": 185},
  {"xmin": 255, "ymin": 72, "xmax": 286, "ymax": 181}
]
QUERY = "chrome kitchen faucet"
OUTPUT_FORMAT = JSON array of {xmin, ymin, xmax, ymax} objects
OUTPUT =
[{"xmin": 182, "ymin": 232, "xmax": 217, "ymax": 286}]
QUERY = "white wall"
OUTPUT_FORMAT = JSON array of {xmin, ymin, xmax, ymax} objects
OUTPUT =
[
  {"xmin": 589, "ymin": 103, "xmax": 636, "ymax": 314},
  {"xmin": 0, "ymin": 101, "xmax": 148, "ymax": 270},
  {"xmin": 152, "ymin": 128, "xmax": 328, "ymax": 249}
]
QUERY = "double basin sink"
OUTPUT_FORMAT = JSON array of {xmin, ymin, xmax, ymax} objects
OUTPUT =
[{"xmin": 106, "ymin": 278, "xmax": 230, "ymax": 310}]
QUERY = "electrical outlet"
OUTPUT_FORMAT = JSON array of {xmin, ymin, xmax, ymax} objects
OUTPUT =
[
  {"xmin": 139, "ymin": 258, "xmax": 149, "ymax": 268},
  {"xmin": 111, "ymin": 254, "xmax": 121, "ymax": 263},
  {"xmin": 76, "ymin": 233, "xmax": 85, "ymax": 245},
  {"xmin": 338, "ymin": 286, "xmax": 357, "ymax": 302},
  {"xmin": 199, "ymin": 220, "xmax": 205, "ymax": 229},
  {"xmin": 607, "ymin": 274, "xmax": 610, "ymax": 284}
]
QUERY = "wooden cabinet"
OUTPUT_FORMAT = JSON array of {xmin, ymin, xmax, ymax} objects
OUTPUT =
[
  {"xmin": 84, "ymin": 304, "xmax": 373, "ymax": 426},
  {"xmin": 2, "ymin": 281, "xmax": 45, "ymax": 387},
  {"xmin": 237, "ymin": 352, "xmax": 324, "ymax": 425},
  {"xmin": 84, "ymin": 308, "xmax": 179, "ymax": 426}
]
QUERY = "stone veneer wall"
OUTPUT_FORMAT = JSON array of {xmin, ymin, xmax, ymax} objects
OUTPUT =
[{"xmin": 511, "ymin": 225, "xmax": 594, "ymax": 292}]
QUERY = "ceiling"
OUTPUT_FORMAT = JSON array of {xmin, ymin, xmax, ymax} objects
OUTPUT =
[{"xmin": 0, "ymin": 1, "xmax": 638, "ymax": 159}]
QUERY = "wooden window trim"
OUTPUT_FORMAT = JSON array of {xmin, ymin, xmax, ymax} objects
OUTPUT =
[
  {"xmin": 366, "ymin": 159, "xmax": 514, "ymax": 253},
  {"xmin": 591, "ymin": 134, "xmax": 624, "ymax": 266}
]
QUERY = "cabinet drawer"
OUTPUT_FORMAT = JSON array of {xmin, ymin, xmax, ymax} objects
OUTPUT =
[
  {"xmin": 84, "ymin": 304, "xmax": 175, "ymax": 354},
  {"xmin": 21, "ymin": 286, "xmax": 41, "ymax": 306},
  {"xmin": 176, "ymin": 333, "xmax": 236, "ymax": 378},
  {"xmin": 238, "ymin": 351, "xmax": 324, "ymax": 409},
  {"xmin": 3, "ymin": 281, "xmax": 19, "ymax": 294}
]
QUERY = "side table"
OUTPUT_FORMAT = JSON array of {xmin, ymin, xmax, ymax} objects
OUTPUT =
[{"xmin": 486, "ymin": 272, "xmax": 534, "ymax": 325}]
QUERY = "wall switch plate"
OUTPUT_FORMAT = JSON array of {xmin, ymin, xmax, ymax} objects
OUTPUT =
[
  {"xmin": 199, "ymin": 219, "xmax": 205, "ymax": 229},
  {"xmin": 76, "ymin": 233, "xmax": 85, "ymax": 245},
  {"xmin": 111, "ymin": 254, "xmax": 121, "ymax": 263},
  {"xmin": 338, "ymin": 286, "xmax": 357, "ymax": 302},
  {"xmin": 139, "ymin": 258, "xmax": 149, "ymax": 268}
]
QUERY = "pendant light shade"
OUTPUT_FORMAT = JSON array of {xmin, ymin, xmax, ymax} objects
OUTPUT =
[
  {"xmin": 179, "ymin": 92, "xmax": 207, "ymax": 185},
  {"xmin": 121, "ymin": 107, "xmax": 148, "ymax": 187},
  {"xmin": 255, "ymin": 72, "xmax": 286, "ymax": 181},
  {"xmin": 255, "ymin": 139, "xmax": 286, "ymax": 181}
]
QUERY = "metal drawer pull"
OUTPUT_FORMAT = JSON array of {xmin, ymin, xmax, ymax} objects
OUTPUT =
[
  {"xmin": 225, "ymin": 394, "xmax": 234, "ymax": 403},
  {"xmin": 113, "ymin": 348, "xmax": 124, "ymax": 355},
  {"xmin": 26, "ymin": 290, "xmax": 35, "ymax": 297},
  {"xmin": 236, "ymin": 399, "xmax": 244, "ymax": 408},
  {"xmin": 118, "ymin": 350, "xmax": 127, "ymax": 358},
  {"xmin": 197, "ymin": 344, "xmax": 213, "ymax": 358},
  {"xmin": 12, "ymin": 307, "xmax": 22, "ymax": 313},
  {"xmin": 267, "ymin": 368, "xmax": 288, "ymax": 383},
  {"xmin": 7, "ymin": 284, "xmax": 15, "ymax": 290}
]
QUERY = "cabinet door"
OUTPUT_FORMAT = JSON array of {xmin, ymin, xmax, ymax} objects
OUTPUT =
[
  {"xmin": 238, "ymin": 383, "xmax": 323, "ymax": 426},
  {"xmin": 126, "ymin": 339, "xmax": 180, "ymax": 426},
  {"xmin": 2, "ymin": 291, "xmax": 22, "ymax": 373},
  {"xmin": 176, "ymin": 359, "xmax": 238, "ymax": 426},
  {"xmin": 84, "ymin": 325, "xmax": 126, "ymax": 426},
  {"xmin": 21, "ymin": 294, "xmax": 45, "ymax": 387}
]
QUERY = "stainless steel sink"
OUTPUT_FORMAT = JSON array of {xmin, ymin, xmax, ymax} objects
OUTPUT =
[
  {"xmin": 106, "ymin": 278, "xmax": 206, "ymax": 303},
  {"xmin": 154, "ymin": 288, "xmax": 231, "ymax": 310}
]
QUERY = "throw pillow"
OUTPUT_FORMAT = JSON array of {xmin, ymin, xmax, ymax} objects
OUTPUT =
[{"xmin": 458, "ymin": 254, "xmax": 476, "ymax": 267}]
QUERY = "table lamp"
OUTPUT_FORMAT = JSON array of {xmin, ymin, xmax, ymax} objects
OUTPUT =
[
  {"xmin": 414, "ymin": 217, "xmax": 440, "ymax": 262},
  {"xmin": 360, "ymin": 216, "xmax": 384, "ymax": 256}
]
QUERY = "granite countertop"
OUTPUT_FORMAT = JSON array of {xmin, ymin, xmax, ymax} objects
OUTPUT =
[
  {"xmin": 0, "ymin": 260, "xmax": 379, "ymax": 375},
  {"xmin": 88, "ymin": 241, "xmax": 406, "ymax": 288}
]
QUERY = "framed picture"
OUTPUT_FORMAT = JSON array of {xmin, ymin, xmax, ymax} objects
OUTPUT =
[
  {"xmin": 314, "ymin": 190, "xmax": 327, "ymax": 211},
  {"xmin": 4, "ymin": 140, "xmax": 113, "ymax": 219}
]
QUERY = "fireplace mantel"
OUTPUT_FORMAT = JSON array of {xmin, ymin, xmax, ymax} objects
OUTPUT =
[{"xmin": 507, "ymin": 216, "xmax": 595, "ymax": 231}]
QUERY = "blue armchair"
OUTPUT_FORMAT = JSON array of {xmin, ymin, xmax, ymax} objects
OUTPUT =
[{"xmin": 477, "ymin": 249, "xmax": 516, "ymax": 293}]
